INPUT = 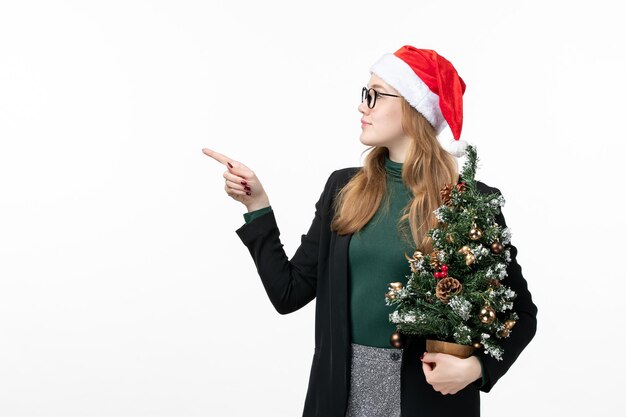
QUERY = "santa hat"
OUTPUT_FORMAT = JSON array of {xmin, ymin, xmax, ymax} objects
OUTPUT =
[{"xmin": 370, "ymin": 46, "xmax": 469, "ymax": 157}]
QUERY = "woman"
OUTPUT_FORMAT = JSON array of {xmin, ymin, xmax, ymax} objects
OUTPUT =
[{"xmin": 203, "ymin": 46, "xmax": 537, "ymax": 417}]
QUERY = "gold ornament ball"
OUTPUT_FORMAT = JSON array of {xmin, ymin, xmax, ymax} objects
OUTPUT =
[
  {"xmin": 491, "ymin": 242, "xmax": 504, "ymax": 254},
  {"xmin": 385, "ymin": 291, "xmax": 395, "ymax": 300},
  {"xmin": 504, "ymin": 320, "xmax": 516, "ymax": 330},
  {"xmin": 465, "ymin": 253, "xmax": 476, "ymax": 266},
  {"xmin": 469, "ymin": 227, "xmax": 483, "ymax": 241},
  {"xmin": 458, "ymin": 246, "xmax": 471, "ymax": 255},
  {"xmin": 479, "ymin": 306, "xmax": 496, "ymax": 324},
  {"xmin": 390, "ymin": 331, "xmax": 406, "ymax": 349},
  {"xmin": 389, "ymin": 282, "xmax": 404, "ymax": 291},
  {"xmin": 473, "ymin": 342, "xmax": 482, "ymax": 349},
  {"xmin": 499, "ymin": 328, "xmax": 510, "ymax": 338}
]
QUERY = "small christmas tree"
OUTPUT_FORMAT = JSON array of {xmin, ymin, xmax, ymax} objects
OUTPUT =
[{"xmin": 386, "ymin": 145, "xmax": 517, "ymax": 360}]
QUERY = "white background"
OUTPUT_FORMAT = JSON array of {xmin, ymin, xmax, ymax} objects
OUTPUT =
[{"xmin": 1, "ymin": 1, "xmax": 623, "ymax": 416}]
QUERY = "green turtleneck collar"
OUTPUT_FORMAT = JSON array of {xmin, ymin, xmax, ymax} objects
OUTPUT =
[{"xmin": 384, "ymin": 156, "xmax": 404, "ymax": 182}]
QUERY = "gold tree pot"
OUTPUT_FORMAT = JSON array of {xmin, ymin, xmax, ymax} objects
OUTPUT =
[{"xmin": 426, "ymin": 339, "xmax": 476, "ymax": 359}]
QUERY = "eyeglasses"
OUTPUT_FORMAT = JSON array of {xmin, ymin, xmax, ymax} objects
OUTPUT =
[{"xmin": 361, "ymin": 86, "xmax": 400, "ymax": 109}]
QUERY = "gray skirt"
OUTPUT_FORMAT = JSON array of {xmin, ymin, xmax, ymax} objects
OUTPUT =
[{"xmin": 345, "ymin": 343, "xmax": 403, "ymax": 417}]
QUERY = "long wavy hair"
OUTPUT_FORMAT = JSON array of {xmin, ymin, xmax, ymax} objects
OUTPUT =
[{"xmin": 330, "ymin": 100, "xmax": 459, "ymax": 254}]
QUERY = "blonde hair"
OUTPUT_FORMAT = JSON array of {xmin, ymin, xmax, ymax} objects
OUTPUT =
[{"xmin": 330, "ymin": 100, "xmax": 459, "ymax": 253}]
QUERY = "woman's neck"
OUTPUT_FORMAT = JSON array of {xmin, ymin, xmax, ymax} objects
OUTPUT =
[{"xmin": 386, "ymin": 140, "xmax": 410, "ymax": 163}]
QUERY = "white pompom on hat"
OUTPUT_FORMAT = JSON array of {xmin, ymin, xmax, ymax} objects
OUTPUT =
[{"xmin": 370, "ymin": 46, "xmax": 469, "ymax": 157}]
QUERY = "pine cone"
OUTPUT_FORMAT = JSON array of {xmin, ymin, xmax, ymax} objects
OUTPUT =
[
  {"xmin": 487, "ymin": 278, "xmax": 501, "ymax": 289},
  {"xmin": 440, "ymin": 184, "xmax": 454, "ymax": 206},
  {"xmin": 405, "ymin": 251, "xmax": 424, "ymax": 273},
  {"xmin": 435, "ymin": 277, "xmax": 462, "ymax": 303},
  {"xmin": 430, "ymin": 250, "xmax": 442, "ymax": 269},
  {"xmin": 441, "ymin": 182, "xmax": 466, "ymax": 206}
]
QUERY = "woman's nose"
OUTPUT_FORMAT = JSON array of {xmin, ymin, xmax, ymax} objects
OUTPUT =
[{"xmin": 358, "ymin": 101, "xmax": 369, "ymax": 114}]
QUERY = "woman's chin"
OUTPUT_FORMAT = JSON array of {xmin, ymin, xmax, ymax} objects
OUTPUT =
[{"xmin": 359, "ymin": 135, "xmax": 375, "ymax": 146}]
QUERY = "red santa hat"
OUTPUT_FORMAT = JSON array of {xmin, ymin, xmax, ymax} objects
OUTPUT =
[{"xmin": 370, "ymin": 45, "xmax": 469, "ymax": 157}]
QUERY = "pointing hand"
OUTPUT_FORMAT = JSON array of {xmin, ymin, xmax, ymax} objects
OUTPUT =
[{"xmin": 202, "ymin": 148, "xmax": 270, "ymax": 212}]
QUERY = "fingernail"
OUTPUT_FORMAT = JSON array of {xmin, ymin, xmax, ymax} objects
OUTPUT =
[
  {"xmin": 227, "ymin": 162, "xmax": 233, "ymax": 168},
  {"xmin": 241, "ymin": 180, "xmax": 248, "ymax": 186}
]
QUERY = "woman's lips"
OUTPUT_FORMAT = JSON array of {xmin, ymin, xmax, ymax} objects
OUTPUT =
[{"xmin": 361, "ymin": 119, "xmax": 371, "ymax": 128}]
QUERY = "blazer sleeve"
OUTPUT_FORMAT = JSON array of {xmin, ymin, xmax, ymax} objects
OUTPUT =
[
  {"xmin": 477, "ymin": 186, "xmax": 538, "ymax": 393},
  {"xmin": 235, "ymin": 173, "xmax": 334, "ymax": 315}
]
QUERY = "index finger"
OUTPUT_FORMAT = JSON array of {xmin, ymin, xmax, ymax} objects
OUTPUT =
[{"xmin": 202, "ymin": 148, "xmax": 232, "ymax": 166}]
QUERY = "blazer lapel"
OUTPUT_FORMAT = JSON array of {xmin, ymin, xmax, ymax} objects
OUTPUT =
[{"xmin": 328, "ymin": 231, "xmax": 353, "ymax": 411}]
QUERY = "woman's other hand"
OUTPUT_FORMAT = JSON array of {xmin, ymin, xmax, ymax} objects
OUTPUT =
[
  {"xmin": 202, "ymin": 148, "xmax": 270, "ymax": 212},
  {"xmin": 420, "ymin": 352, "xmax": 482, "ymax": 395}
]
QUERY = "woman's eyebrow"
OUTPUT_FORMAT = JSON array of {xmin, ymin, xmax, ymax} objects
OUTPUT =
[{"xmin": 368, "ymin": 83, "xmax": 389, "ymax": 91}]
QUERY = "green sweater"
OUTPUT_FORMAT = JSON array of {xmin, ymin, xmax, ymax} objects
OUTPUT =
[{"xmin": 348, "ymin": 157, "xmax": 416, "ymax": 347}]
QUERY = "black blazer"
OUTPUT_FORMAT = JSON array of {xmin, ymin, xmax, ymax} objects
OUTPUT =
[{"xmin": 236, "ymin": 167, "xmax": 537, "ymax": 417}]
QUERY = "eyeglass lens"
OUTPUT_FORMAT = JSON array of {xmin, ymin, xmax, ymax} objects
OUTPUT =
[{"xmin": 361, "ymin": 87, "xmax": 376, "ymax": 109}]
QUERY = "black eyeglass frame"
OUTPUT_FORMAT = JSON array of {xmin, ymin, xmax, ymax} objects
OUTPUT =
[{"xmin": 361, "ymin": 86, "xmax": 400, "ymax": 109}]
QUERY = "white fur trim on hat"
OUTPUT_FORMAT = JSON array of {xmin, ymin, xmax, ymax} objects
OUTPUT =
[{"xmin": 370, "ymin": 53, "xmax": 447, "ymax": 135}]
